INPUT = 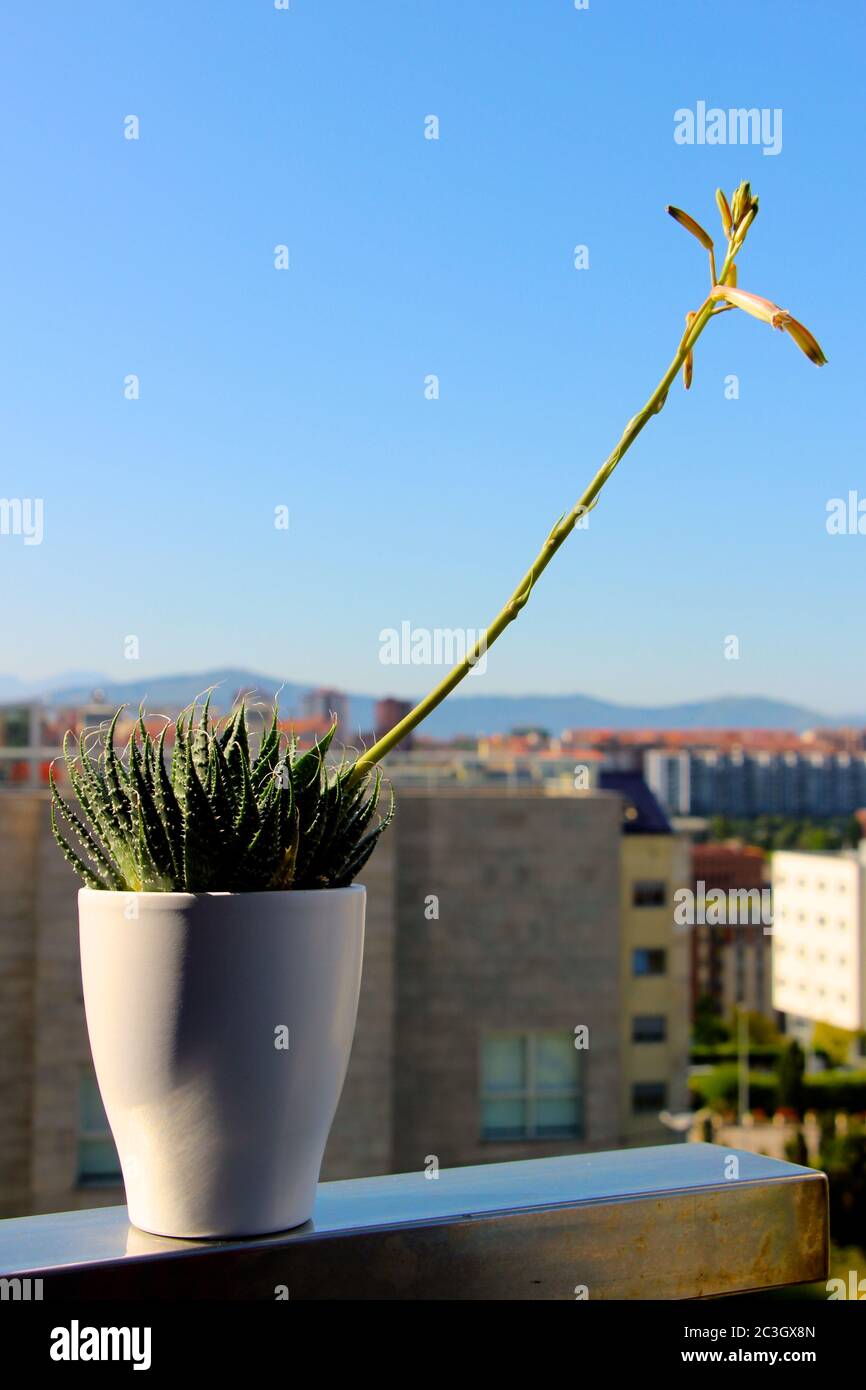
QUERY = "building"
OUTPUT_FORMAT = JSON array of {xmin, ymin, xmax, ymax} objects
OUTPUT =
[
  {"xmin": 644, "ymin": 749, "xmax": 691, "ymax": 816},
  {"xmin": 0, "ymin": 702, "xmax": 48, "ymax": 787},
  {"xmin": 0, "ymin": 700, "xmax": 116, "ymax": 788},
  {"xmin": 646, "ymin": 744, "xmax": 866, "ymax": 819},
  {"xmin": 300, "ymin": 688, "xmax": 350, "ymax": 732},
  {"xmin": 771, "ymin": 847, "xmax": 866, "ymax": 1035},
  {"xmin": 374, "ymin": 697, "xmax": 413, "ymax": 750},
  {"xmin": 600, "ymin": 772, "xmax": 691, "ymax": 1141},
  {"xmin": 689, "ymin": 843, "xmax": 771, "ymax": 1019},
  {"xmin": 0, "ymin": 780, "xmax": 691, "ymax": 1217}
]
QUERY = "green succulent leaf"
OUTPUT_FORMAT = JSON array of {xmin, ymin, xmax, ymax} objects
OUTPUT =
[{"xmin": 49, "ymin": 700, "xmax": 394, "ymax": 893}]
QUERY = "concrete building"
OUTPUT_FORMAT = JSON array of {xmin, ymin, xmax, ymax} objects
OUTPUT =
[
  {"xmin": 771, "ymin": 847, "xmax": 866, "ymax": 1035},
  {"xmin": 0, "ymin": 781, "xmax": 689, "ymax": 1217},
  {"xmin": 0, "ymin": 699, "xmax": 115, "ymax": 788},
  {"xmin": 301, "ymin": 687, "xmax": 350, "ymax": 732},
  {"xmin": 645, "ymin": 744, "xmax": 866, "ymax": 819},
  {"xmin": 600, "ymin": 772, "xmax": 691, "ymax": 1141},
  {"xmin": 374, "ymin": 697, "xmax": 413, "ymax": 749},
  {"xmin": 644, "ymin": 749, "xmax": 691, "ymax": 817}
]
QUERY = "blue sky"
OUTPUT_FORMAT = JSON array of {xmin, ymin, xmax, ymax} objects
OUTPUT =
[{"xmin": 1, "ymin": 0, "xmax": 863, "ymax": 712}]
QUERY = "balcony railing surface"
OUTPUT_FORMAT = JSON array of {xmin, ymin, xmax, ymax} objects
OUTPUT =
[{"xmin": 0, "ymin": 1143, "xmax": 828, "ymax": 1300}]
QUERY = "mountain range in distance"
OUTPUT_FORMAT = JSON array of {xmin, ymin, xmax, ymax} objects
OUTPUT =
[{"xmin": 0, "ymin": 668, "xmax": 862, "ymax": 736}]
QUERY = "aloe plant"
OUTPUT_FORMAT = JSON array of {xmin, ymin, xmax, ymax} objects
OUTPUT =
[
  {"xmin": 51, "ymin": 700, "xmax": 393, "ymax": 891},
  {"xmin": 52, "ymin": 184, "xmax": 825, "ymax": 893}
]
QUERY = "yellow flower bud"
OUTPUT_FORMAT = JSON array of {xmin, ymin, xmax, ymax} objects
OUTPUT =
[
  {"xmin": 666, "ymin": 205, "xmax": 714, "ymax": 252},
  {"xmin": 732, "ymin": 206, "xmax": 757, "ymax": 247},
  {"xmin": 715, "ymin": 188, "xmax": 733, "ymax": 237},
  {"xmin": 782, "ymin": 315, "xmax": 828, "ymax": 367}
]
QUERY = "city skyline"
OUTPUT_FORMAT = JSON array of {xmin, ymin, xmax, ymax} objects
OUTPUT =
[{"xmin": 2, "ymin": 662, "xmax": 866, "ymax": 733}]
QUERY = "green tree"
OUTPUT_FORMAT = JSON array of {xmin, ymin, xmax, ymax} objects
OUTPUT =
[
  {"xmin": 784, "ymin": 1128, "xmax": 809, "ymax": 1167},
  {"xmin": 777, "ymin": 1040, "xmax": 806, "ymax": 1114},
  {"xmin": 813, "ymin": 1022, "xmax": 857, "ymax": 1068},
  {"xmin": 693, "ymin": 994, "xmax": 730, "ymax": 1046},
  {"xmin": 819, "ymin": 1128, "xmax": 866, "ymax": 1249},
  {"xmin": 728, "ymin": 1010, "xmax": 780, "ymax": 1046}
]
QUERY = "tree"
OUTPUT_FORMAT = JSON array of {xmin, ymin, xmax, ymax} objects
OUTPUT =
[
  {"xmin": 693, "ymin": 993, "xmax": 730, "ymax": 1046},
  {"xmin": 728, "ymin": 1009, "xmax": 780, "ymax": 1046},
  {"xmin": 813, "ymin": 1022, "xmax": 858, "ymax": 1068},
  {"xmin": 819, "ymin": 1127, "xmax": 866, "ymax": 1249},
  {"xmin": 777, "ymin": 1040, "xmax": 806, "ymax": 1114},
  {"xmin": 784, "ymin": 1129, "xmax": 809, "ymax": 1167}
]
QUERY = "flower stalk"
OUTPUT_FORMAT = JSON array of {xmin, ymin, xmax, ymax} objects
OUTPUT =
[{"xmin": 351, "ymin": 184, "xmax": 825, "ymax": 782}]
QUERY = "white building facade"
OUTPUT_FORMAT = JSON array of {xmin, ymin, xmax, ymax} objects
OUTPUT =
[{"xmin": 771, "ymin": 848, "xmax": 866, "ymax": 1033}]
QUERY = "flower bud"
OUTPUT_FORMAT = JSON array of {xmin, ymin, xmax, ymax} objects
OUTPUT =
[
  {"xmin": 782, "ymin": 315, "xmax": 828, "ymax": 366},
  {"xmin": 732, "ymin": 206, "xmax": 757, "ymax": 247},
  {"xmin": 715, "ymin": 188, "xmax": 733, "ymax": 237},
  {"xmin": 666, "ymin": 205, "xmax": 714, "ymax": 251},
  {"xmin": 730, "ymin": 181, "xmax": 759, "ymax": 233}
]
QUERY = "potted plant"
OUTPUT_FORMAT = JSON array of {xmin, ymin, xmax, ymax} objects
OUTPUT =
[{"xmin": 52, "ymin": 184, "xmax": 826, "ymax": 1238}]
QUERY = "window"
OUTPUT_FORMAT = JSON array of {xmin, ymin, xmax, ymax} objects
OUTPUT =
[
  {"xmin": 632, "ymin": 879, "xmax": 667, "ymax": 908},
  {"xmin": 632, "ymin": 1082, "xmax": 667, "ymax": 1114},
  {"xmin": 632, "ymin": 1015, "xmax": 667, "ymax": 1043},
  {"xmin": 480, "ymin": 1032, "xmax": 584, "ymax": 1141},
  {"xmin": 632, "ymin": 948, "xmax": 667, "ymax": 977},
  {"xmin": 77, "ymin": 1071, "xmax": 122, "ymax": 1186}
]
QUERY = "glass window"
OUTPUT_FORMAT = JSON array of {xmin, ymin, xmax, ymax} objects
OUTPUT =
[
  {"xmin": 633, "ymin": 880, "xmax": 667, "ymax": 908},
  {"xmin": 632, "ymin": 1081, "xmax": 667, "ymax": 1114},
  {"xmin": 632, "ymin": 1014, "xmax": 667, "ymax": 1043},
  {"xmin": 633, "ymin": 948, "xmax": 667, "ymax": 976},
  {"xmin": 0, "ymin": 705, "xmax": 31, "ymax": 748},
  {"xmin": 482, "ymin": 1035, "xmax": 526, "ymax": 1091},
  {"xmin": 481, "ymin": 1032, "xmax": 583, "ymax": 1141},
  {"xmin": 77, "ymin": 1070, "xmax": 122, "ymax": 1186}
]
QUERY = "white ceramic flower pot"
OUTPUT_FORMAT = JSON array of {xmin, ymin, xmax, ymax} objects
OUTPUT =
[{"xmin": 78, "ymin": 885, "xmax": 365, "ymax": 1239}]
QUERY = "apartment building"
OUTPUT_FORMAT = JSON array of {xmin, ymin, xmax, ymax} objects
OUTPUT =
[
  {"xmin": 771, "ymin": 847, "xmax": 866, "ymax": 1036},
  {"xmin": 600, "ymin": 772, "xmax": 690, "ymax": 1142},
  {"xmin": 646, "ymin": 745, "xmax": 866, "ymax": 819}
]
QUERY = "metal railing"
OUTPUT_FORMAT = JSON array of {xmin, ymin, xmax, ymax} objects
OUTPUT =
[{"xmin": 0, "ymin": 1143, "xmax": 828, "ymax": 1300}]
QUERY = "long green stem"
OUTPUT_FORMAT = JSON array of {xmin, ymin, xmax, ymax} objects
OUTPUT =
[{"xmin": 352, "ymin": 244, "xmax": 736, "ymax": 781}]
